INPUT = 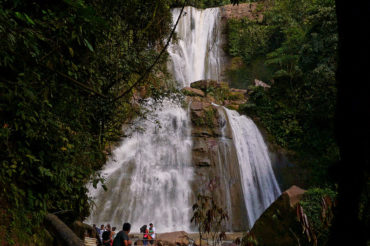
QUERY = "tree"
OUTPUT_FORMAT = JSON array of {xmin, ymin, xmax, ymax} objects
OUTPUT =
[
  {"xmin": 0, "ymin": 0, "xmax": 177, "ymax": 244},
  {"xmin": 191, "ymin": 194, "xmax": 228, "ymax": 246}
]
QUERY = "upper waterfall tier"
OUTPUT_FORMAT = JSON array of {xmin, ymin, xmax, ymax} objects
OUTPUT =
[{"xmin": 168, "ymin": 7, "xmax": 225, "ymax": 87}]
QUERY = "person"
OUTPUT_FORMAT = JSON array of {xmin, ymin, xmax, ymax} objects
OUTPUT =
[
  {"xmin": 102, "ymin": 228, "xmax": 112, "ymax": 246},
  {"xmin": 140, "ymin": 225, "xmax": 149, "ymax": 246},
  {"xmin": 99, "ymin": 224, "xmax": 105, "ymax": 244},
  {"xmin": 148, "ymin": 223, "xmax": 155, "ymax": 245},
  {"xmin": 107, "ymin": 224, "xmax": 112, "ymax": 231},
  {"xmin": 113, "ymin": 222, "xmax": 132, "ymax": 246},
  {"xmin": 93, "ymin": 224, "xmax": 103, "ymax": 246},
  {"xmin": 111, "ymin": 227, "xmax": 117, "ymax": 240}
]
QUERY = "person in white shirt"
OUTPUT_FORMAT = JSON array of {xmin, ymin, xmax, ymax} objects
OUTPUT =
[
  {"xmin": 99, "ymin": 224, "xmax": 105, "ymax": 243},
  {"xmin": 148, "ymin": 223, "xmax": 156, "ymax": 245}
]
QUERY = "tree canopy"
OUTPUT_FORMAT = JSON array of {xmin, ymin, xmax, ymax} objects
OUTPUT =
[{"xmin": 0, "ymin": 0, "xmax": 175, "ymax": 244}]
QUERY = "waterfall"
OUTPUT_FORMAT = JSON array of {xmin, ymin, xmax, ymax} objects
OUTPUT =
[
  {"xmin": 87, "ymin": 5, "xmax": 281, "ymax": 232},
  {"xmin": 224, "ymin": 108, "xmax": 281, "ymax": 227},
  {"xmin": 168, "ymin": 7, "xmax": 223, "ymax": 87},
  {"xmin": 86, "ymin": 99, "xmax": 194, "ymax": 232}
]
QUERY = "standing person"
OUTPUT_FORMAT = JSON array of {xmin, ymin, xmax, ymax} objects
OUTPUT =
[
  {"xmin": 140, "ymin": 225, "xmax": 149, "ymax": 246},
  {"xmin": 148, "ymin": 223, "xmax": 156, "ymax": 245},
  {"xmin": 93, "ymin": 224, "xmax": 103, "ymax": 246},
  {"xmin": 113, "ymin": 223, "xmax": 132, "ymax": 246},
  {"xmin": 100, "ymin": 224, "xmax": 105, "ymax": 244},
  {"xmin": 107, "ymin": 224, "xmax": 112, "ymax": 232},
  {"xmin": 102, "ymin": 228, "xmax": 112, "ymax": 246},
  {"xmin": 111, "ymin": 227, "xmax": 117, "ymax": 240}
]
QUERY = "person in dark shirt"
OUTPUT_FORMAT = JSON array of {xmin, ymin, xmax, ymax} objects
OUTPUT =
[
  {"xmin": 113, "ymin": 222, "xmax": 132, "ymax": 246},
  {"xmin": 102, "ymin": 229, "xmax": 112, "ymax": 246}
]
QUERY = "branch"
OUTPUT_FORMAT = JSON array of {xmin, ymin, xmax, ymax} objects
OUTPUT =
[{"xmin": 111, "ymin": 0, "xmax": 188, "ymax": 103}]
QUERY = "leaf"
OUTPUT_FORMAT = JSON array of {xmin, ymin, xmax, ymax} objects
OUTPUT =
[
  {"xmin": 84, "ymin": 38, "xmax": 94, "ymax": 52},
  {"xmin": 69, "ymin": 47, "xmax": 74, "ymax": 57},
  {"xmin": 26, "ymin": 154, "xmax": 40, "ymax": 162},
  {"xmin": 15, "ymin": 12, "xmax": 23, "ymax": 19},
  {"xmin": 24, "ymin": 14, "xmax": 35, "ymax": 25}
]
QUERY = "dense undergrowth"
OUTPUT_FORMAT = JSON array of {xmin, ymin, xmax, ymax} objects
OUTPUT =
[
  {"xmin": 0, "ymin": 0, "xmax": 174, "ymax": 244},
  {"xmin": 226, "ymin": 0, "xmax": 339, "ymax": 186}
]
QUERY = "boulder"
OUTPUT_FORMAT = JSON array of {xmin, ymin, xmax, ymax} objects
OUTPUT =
[
  {"xmin": 71, "ymin": 221, "xmax": 96, "ymax": 239},
  {"xmin": 191, "ymin": 80, "xmax": 220, "ymax": 91},
  {"xmin": 182, "ymin": 87, "xmax": 205, "ymax": 97},
  {"xmin": 250, "ymin": 185, "xmax": 306, "ymax": 246},
  {"xmin": 230, "ymin": 88, "xmax": 247, "ymax": 94},
  {"xmin": 157, "ymin": 231, "xmax": 189, "ymax": 246},
  {"xmin": 190, "ymin": 101, "xmax": 211, "ymax": 111},
  {"xmin": 254, "ymin": 79, "xmax": 271, "ymax": 89},
  {"xmin": 44, "ymin": 214, "xmax": 84, "ymax": 246},
  {"xmin": 194, "ymin": 238, "xmax": 209, "ymax": 246}
]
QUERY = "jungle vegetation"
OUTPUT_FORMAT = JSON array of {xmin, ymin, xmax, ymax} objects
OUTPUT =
[
  {"xmin": 0, "ymin": 0, "xmax": 174, "ymax": 244},
  {"xmin": 226, "ymin": 0, "xmax": 339, "ymax": 186}
]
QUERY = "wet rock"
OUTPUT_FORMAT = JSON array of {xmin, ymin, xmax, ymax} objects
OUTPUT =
[
  {"xmin": 220, "ymin": 3, "xmax": 265, "ymax": 22},
  {"xmin": 191, "ymin": 127, "xmax": 214, "ymax": 137},
  {"xmin": 230, "ymin": 88, "xmax": 247, "ymax": 94},
  {"xmin": 157, "ymin": 231, "xmax": 189, "ymax": 246},
  {"xmin": 222, "ymin": 243, "xmax": 237, "ymax": 246},
  {"xmin": 190, "ymin": 101, "xmax": 211, "ymax": 111},
  {"xmin": 186, "ymin": 80, "xmax": 251, "ymax": 231},
  {"xmin": 71, "ymin": 221, "xmax": 95, "ymax": 239},
  {"xmin": 182, "ymin": 87, "xmax": 205, "ymax": 97},
  {"xmin": 193, "ymin": 154, "xmax": 211, "ymax": 167},
  {"xmin": 250, "ymin": 185, "xmax": 306, "ymax": 246},
  {"xmin": 194, "ymin": 238, "xmax": 209, "ymax": 246},
  {"xmin": 191, "ymin": 80, "xmax": 220, "ymax": 90}
]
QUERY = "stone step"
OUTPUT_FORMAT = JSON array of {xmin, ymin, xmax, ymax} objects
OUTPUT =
[{"xmin": 84, "ymin": 237, "xmax": 97, "ymax": 246}]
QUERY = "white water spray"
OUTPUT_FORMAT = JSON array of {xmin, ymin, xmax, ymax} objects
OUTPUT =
[
  {"xmin": 86, "ymin": 99, "xmax": 194, "ymax": 232},
  {"xmin": 224, "ymin": 108, "xmax": 281, "ymax": 227},
  {"xmin": 87, "ymin": 5, "xmax": 281, "ymax": 232},
  {"xmin": 168, "ymin": 7, "xmax": 223, "ymax": 87}
]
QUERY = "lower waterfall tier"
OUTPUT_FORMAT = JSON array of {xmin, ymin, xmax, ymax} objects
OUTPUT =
[{"xmin": 86, "ymin": 99, "xmax": 194, "ymax": 232}]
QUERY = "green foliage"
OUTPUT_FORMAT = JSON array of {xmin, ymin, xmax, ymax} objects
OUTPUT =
[
  {"xmin": 230, "ymin": 0, "xmax": 339, "ymax": 185},
  {"xmin": 227, "ymin": 18, "xmax": 270, "ymax": 63},
  {"xmin": 298, "ymin": 187, "xmax": 337, "ymax": 245},
  {"xmin": 241, "ymin": 231, "xmax": 258, "ymax": 246},
  {"xmin": 0, "ymin": 0, "xmax": 173, "ymax": 244},
  {"xmin": 191, "ymin": 194, "xmax": 228, "ymax": 246}
]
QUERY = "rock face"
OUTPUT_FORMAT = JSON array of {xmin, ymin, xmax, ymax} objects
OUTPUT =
[
  {"xmin": 250, "ymin": 186, "xmax": 306, "ymax": 246},
  {"xmin": 183, "ymin": 80, "xmax": 249, "ymax": 231},
  {"xmin": 220, "ymin": 3, "xmax": 264, "ymax": 22}
]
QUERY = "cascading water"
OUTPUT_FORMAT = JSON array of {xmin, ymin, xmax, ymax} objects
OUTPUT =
[
  {"xmin": 87, "ymin": 5, "xmax": 281, "ymax": 232},
  {"xmin": 86, "ymin": 99, "xmax": 194, "ymax": 232},
  {"xmin": 168, "ymin": 7, "xmax": 223, "ymax": 87},
  {"xmin": 223, "ymin": 108, "xmax": 281, "ymax": 227}
]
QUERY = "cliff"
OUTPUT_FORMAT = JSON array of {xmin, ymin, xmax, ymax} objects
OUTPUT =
[
  {"xmin": 220, "ymin": 3, "xmax": 264, "ymax": 22},
  {"xmin": 182, "ymin": 80, "xmax": 249, "ymax": 231}
]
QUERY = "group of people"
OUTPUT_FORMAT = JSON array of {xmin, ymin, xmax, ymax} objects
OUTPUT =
[
  {"xmin": 92, "ymin": 222, "xmax": 156, "ymax": 246},
  {"xmin": 140, "ymin": 223, "xmax": 156, "ymax": 246},
  {"xmin": 93, "ymin": 223, "xmax": 117, "ymax": 246}
]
